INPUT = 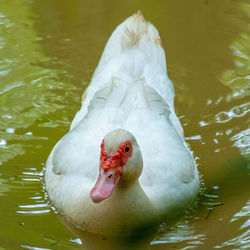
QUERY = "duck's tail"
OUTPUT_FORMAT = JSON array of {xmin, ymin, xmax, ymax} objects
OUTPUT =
[{"xmin": 97, "ymin": 11, "xmax": 167, "ymax": 71}]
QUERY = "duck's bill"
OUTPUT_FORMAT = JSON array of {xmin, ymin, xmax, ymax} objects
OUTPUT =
[{"xmin": 90, "ymin": 168, "xmax": 122, "ymax": 203}]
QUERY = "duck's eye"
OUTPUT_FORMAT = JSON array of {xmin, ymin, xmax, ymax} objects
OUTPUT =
[{"xmin": 125, "ymin": 146, "xmax": 130, "ymax": 152}]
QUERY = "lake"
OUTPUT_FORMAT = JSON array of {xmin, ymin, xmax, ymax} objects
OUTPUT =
[{"xmin": 0, "ymin": 0, "xmax": 249, "ymax": 249}]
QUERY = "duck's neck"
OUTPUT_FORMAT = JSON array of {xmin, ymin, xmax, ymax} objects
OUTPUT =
[
  {"xmin": 115, "ymin": 179, "xmax": 144, "ymax": 196},
  {"xmin": 110, "ymin": 179, "xmax": 155, "ymax": 216},
  {"xmin": 84, "ymin": 180, "xmax": 156, "ymax": 235}
]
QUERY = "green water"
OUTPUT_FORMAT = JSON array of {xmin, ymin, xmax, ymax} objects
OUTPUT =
[{"xmin": 0, "ymin": 0, "xmax": 249, "ymax": 249}]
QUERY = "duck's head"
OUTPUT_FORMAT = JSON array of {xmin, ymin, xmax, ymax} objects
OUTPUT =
[{"xmin": 90, "ymin": 128, "xmax": 143, "ymax": 203}]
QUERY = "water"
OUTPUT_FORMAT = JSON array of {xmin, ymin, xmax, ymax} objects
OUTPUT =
[{"xmin": 0, "ymin": 0, "xmax": 249, "ymax": 249}]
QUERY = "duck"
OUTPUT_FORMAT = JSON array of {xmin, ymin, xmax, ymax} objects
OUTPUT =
[{"xmin": 45, "ymin": 11, "xmax": 200, "ymax": 236}]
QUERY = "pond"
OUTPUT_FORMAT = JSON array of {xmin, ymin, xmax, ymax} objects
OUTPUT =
[{"xmin": 0, "ymin": 0, "xmax": 249, "ymax": 249}]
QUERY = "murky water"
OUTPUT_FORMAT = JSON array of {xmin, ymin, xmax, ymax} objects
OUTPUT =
[{"xmin": 0, "ymin": 0, "xmax": 249, "ymax": 249}]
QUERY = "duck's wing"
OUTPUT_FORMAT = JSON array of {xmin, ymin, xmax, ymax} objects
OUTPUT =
[
  {"xmin": 70, "ymin": 12, "xmax": 183, "ymax": 137},
  {"xmin": 87, "ymin": 77, "xmax": 171, "ymax": 124},
  {"xmin": 70, "ymin": 12, "xmax": 182, "ymax": 133}
]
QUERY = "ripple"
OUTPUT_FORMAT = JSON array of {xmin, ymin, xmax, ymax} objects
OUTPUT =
[
  {"xmin": 17, "ymin": 203, "xmax": 51, "ymax": 215},
  {"xmin": 215, "ymin": 102, "xmax": 250, "ymax": 123},
  {"xmin": 231, "ymin": 200, "xmax": 250, "ymax": 228},
  {"xmin": 231, "ymin": 128, "xmax": 250, "ymax": 158},
  {"xmin": 20, "ymin": 170, "xmax": 43, "ymax": 183},
  {"xmin": 19, "ymin": 203, "xmax": 49, "ymax": 209},
  {"xmin": 152, "ymin": 220, "xmax": 205, "ymax": 247},
  {"xmin": 10, "ymin": 167, "xmax": 51, "ymax": 215},
  {"xmin": 21, "ymin": 245, "xmax": 51, "ymax": 250},
  {"xmin": 0, "ymin": 178, "xmax": 11, "ymax": 196},
  {"xmin": 0, "ymin": 143, "xmax": 26, "ymax": 163},
  {"xmin": 29, "ymin": 196, "xmax": 43, "ymax": 200},
  {"xmin": 69, "ymin": 238, "xmax": 81, "ymax": 245},
  {"xmin": 6, "ymin": 127, "xmax": 15, "ymax": 133},
  {"xmin": 0, "ymin": 69, "xmax": 9, "ymax": 75},
  {"xmin": 185, "ymin": 135, "xmax": 202, "ymax": 141},
  {"xmin": 0, "ymin": 82, "xmax": 23, "ymax": 95},
  {"xmin": 16, "ymin": 198, "xmax": 51, "ymax": 214},
  {"xmin": 215, "ymin": 230, "xmax": 250, "ymax": 249},
  {"xmin": 0, "ymin": 139, "xmax": 7, "ymax": 146},
  {"xmin": 199, "ymin": 120, "xmax": 209, "ymax": 127},
  {"xmin": 22, "ymin": 171, "xmax": 43, "ymax": 176},
  {"xmin": 21, "ymin": 178, "xmax": 41, "ymax": 182},
  {"xmin": 0, "ymin": 130, "xmax": 48, "ymax": 163}
]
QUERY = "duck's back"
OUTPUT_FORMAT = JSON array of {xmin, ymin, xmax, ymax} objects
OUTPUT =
[{"xmin": 71, "ymin": 11, "xmax": 183, "ymax": 136}]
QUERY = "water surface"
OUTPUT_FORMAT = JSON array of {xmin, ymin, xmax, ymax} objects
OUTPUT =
[{"xmin": 0, "ymin": 0, "xmax": 249, "ymax": 249}]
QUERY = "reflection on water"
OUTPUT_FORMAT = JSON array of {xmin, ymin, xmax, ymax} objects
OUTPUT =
[
  {"xmin": 217, "ymin": 200, "xmax": 250, "ymax": 249},
  {"xmin": 0, "ymin": 0, "xmax": 80, "ymax": 165},
  {"xmin": 0, "ymin": 177, "xmax": 11, "ymax": 196},
  {"xmin": 231, "ymin": 129, "xmax": 250, "ymax": 158},
  {"xmin": 0, "ymin": 0, "xmax": 249, "ymax": 249},
  {"xmin": 152, "ymin": 219, "xmax": 206, "ymax": 247},
  {"xmin": 231, "ymin": 200, "xmax": 250, "ymax": 229}
]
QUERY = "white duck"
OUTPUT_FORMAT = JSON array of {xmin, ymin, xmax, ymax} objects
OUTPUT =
[{"xmin": 45, "ymin": 11, "xmax": 200, "ymax": 236}]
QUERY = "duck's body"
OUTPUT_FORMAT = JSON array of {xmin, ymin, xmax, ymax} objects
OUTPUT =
[{"xmin": 45, "ymin": 12, "xmax": 199, "ymax": 236}]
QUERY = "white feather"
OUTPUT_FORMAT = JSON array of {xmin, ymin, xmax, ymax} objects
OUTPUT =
[{"xmin": 45, "ymin": 11, "xmax": 199, "ymax": 235}]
